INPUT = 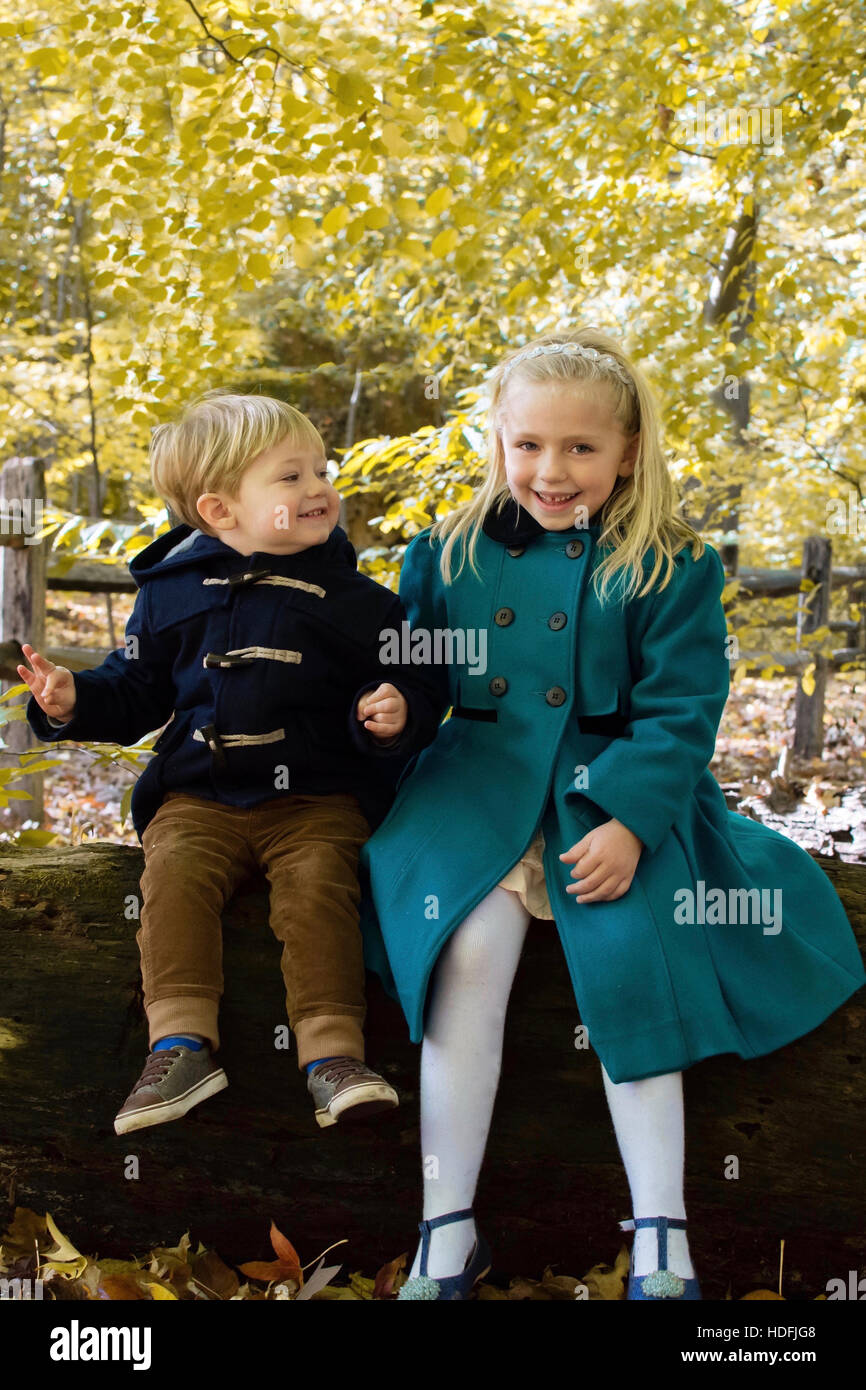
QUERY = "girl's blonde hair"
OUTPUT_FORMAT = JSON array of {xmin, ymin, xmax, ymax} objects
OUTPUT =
[
  {"xmin": 431, "ymin": 326, "xmax": 704, "ymax": 604},
  {"xmin": 150, "ymin": 390, "xmax": 326, "ymax": 533}
]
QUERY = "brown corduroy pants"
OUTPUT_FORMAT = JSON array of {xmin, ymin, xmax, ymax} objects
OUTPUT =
[{"xmin": 137, "ymin": 790, "xmax": 372, "ymax": 1069}]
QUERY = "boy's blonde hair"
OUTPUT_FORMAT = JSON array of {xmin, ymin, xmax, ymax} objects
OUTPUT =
[
  {"xmin": 431, "ymin": 326, "xmax": 704, "ymax": 604},
  {"xmin": 150, "ymin": 390, "xmax": 326, "ymax": 533}
]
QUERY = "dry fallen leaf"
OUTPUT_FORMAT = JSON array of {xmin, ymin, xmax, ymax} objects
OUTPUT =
[
  {"xmin": 1, "ymin": 1207, "xmax": 49, "ymax": 1264},
  {"xmin": 539, "ymin": 1267, "xmax": 583, "ymax": 1299},
  {"xmin": 94, "ymin": 1257, "xmax": 145, "ymax": 1277},
  {"xmin": 348, "ymin": 1271, "xmax": 376, "ymax": 1300},
  {"xmin": 295, "ymin": 1259, "xmax": 342, "ymax": 1302},
  {"xmin": 506, "ymin": 1275, "xmax": 555, "ymax": 1300},
  {"xmin": 43, "ymin": 1255, "xmax": 89, "ymax": 1280},
  {"xmin": 100, "ymin": 1274, "xmax": 147, "ymax": 1300},
  {"xmin": 190, "ymin": 1249, "xmax": 239, "ymax": 1300},
  {"xmin": 79, "ymin": 1264, "xmax": 103, "ymax": 1301},
  {"xmin": 148, "ymin": 1232, "xmax": 193, "ymax": 1289},
  {"xmin": 45, "ymin": 1213, "xmax": 85, "ymax": 1265},
  {"xmin": 309, "ymin": 1284, "xmax": 366, "ymax": 1300},
  {"xmin": 804, "ymin": 778, "xmax": 840, "ymax": 814},
  {"xmin": 238, "ymin": 1220, "xmax": 303, "ymax": 1288},
  {"xmin": 580, "ymin": 1246, "xmax": 631, "ymax": 1300},
  {"xmin": 373, "ymin": 1252, "xmax": 407, "ymax": 1299},
  {"xmin": 268, "ymin": 1220, "xmax": 302, "ymax": 1285},
  {"xmin": 236, "ymin": 1259, "xmax": 292, "ymax": 1283}
]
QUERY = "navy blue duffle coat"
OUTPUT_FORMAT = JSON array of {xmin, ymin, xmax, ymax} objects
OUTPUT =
[
  {"xmin": 358, "ymin": 498, "xmax": 866, "ymax": 1082},
  {"xmin": 27, "ymin": 523, "xmax": 441, "ymax": 840}
]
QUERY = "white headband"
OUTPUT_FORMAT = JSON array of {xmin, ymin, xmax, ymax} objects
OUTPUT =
[{"xmin": 499, "ymin": 341, "xmax": 634, "ymax": 391}]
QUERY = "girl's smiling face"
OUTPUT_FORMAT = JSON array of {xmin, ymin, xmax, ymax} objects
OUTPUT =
[{"xmin": 499, "ymin": 379, "xmax": 638, "ymax": 530}]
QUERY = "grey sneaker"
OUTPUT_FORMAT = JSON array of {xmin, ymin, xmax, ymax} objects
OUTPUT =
[
  {"xmin": 307, "ymin": 1056, "xmax": 399, "ymax": 1129},
  {"xmin": 114, "ymin": 1045, "xmax": 228, "ymax": 1135}
]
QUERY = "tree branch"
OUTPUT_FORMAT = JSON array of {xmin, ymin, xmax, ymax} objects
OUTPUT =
[{"xmin": 182, "ymin": 0, "xmax": 333, "ymax": 98}]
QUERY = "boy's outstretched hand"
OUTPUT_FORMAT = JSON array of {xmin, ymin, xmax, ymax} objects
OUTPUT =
[
  {"xmin": 16, "ymin": 643, "xmax": 77, "ymax": 723},
  {"xmin": 356, "ymin": 682, "xmax": 408, "ymax": 746},
  {"xmin": 560, "ymin": 817, "xmax": 643, "ymax": 903}
]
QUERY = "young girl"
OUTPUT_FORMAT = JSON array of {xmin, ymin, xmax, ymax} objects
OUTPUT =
[{"xmin": 358, "ymin": 328, "xmax": 866, "ymax": 1301}]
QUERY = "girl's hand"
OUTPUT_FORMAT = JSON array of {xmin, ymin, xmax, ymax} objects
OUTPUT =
[
  {"xmin": 559, "ymin": 817, "xmax": 643, "ymax": 903},
  {"xmin": 356, "ymin": 683, "xmax": 408, "ymax": 745},
  {"xmin": 16, "ymin": 643, "xmax": 77, "ymax": 722}
]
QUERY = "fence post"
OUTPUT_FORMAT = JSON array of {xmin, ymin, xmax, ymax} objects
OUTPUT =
[
  {"xmin": 793, "ymin": 536, "xmax": 831, "ymax": 758},
  {"xmin": 854, "ymin": 579, "xmax": 866, "ymax": 666},
  {"xmin": 0, "ymin": 458, "xmax": 46, "ymax": 828}
]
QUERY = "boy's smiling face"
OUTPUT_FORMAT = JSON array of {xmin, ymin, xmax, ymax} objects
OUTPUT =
[
  {"xmin": 197, "ymin": 437, "xmax": 342, "ymax": 556},
  {"xmin": 499, "ymin": 379, "xmax": 638, "ymax": 530}
]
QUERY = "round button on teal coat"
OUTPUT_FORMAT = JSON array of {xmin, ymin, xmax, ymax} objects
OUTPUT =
[{"xmin": 359, "ymin": 502, "xmax": 865, "ymax": 1082}]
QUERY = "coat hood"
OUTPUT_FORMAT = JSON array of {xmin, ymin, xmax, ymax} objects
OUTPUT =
[{"xmin": 128, "ymin": 522, "xmax": 358, "ymax": 587}]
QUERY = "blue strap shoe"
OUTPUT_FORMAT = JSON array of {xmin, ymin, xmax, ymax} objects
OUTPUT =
[
  {"xmin": 620, "ymin": 1216, "xmax": 702, "ymax": 1300},
  {"xmin": 397, "ymin": 1208, "xmax": 492, "ymax": 1300}
]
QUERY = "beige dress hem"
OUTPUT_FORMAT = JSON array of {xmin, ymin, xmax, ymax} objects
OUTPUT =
[{"xmin": 496, "ymin": 826, "xmax": 555, "ymax": 920}]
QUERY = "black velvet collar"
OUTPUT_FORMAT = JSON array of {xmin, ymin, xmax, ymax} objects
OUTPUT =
[{"xmin": 481, "ymin": 493, "xmax": 602, "ymax": 545}]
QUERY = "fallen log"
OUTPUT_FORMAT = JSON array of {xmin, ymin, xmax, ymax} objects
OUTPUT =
[{"xmin": 0, "ymin": 843, "xmax": 864, "ymax": 1297}]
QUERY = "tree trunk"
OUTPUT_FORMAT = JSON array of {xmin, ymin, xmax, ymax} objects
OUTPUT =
[
  {"xmin": 701, "ymin": 193, "xmax": 759, "ymax": 574},
  {"xmin": 793, "ymin": 536, "xmax": 832, "ymax": 758},
  {"xmin": 0, "ymin": 844, "xmax": 863, "ymax": 1295}
]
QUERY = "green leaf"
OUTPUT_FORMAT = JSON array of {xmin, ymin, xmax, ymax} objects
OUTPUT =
[
  {"xmin": 13, "ymin": 829, "xmax": 61, "ymax": 847},
  {"xmin": 178, "ymin": 66, "xmax": 216, "ymax": 87}
]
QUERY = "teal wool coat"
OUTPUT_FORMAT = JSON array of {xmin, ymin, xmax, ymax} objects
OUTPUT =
[{"xmin": 358, "ymin": 499, "xmax": 865, "ymax": 1082}]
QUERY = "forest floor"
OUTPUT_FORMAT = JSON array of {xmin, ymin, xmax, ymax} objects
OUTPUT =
[{"xmin": 0, "ymin": 1205, "xmax": 803, "ymax": 1301}]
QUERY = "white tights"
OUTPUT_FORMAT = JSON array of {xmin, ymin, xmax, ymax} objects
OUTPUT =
[{"xmin": 409, "ymin": 884, "xmax": 695, "ymax": 1281}]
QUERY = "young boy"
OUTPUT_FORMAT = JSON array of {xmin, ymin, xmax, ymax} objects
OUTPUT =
[{"xmin": 21, "ymin": 391, "xmax": 441, "ymax": 1135}]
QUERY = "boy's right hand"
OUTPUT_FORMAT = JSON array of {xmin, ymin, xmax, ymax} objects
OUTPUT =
[{"xmin": 16, "ymin": 643, "xmax": 77, "ymax": 723}]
